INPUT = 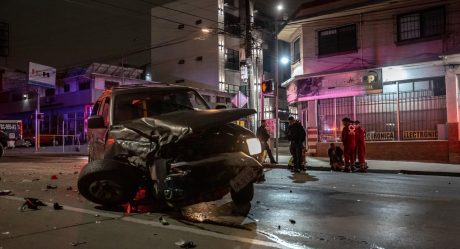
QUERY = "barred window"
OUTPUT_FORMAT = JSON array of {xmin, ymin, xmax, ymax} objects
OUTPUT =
[
  {"xmin": 397, "ymin": 7, "xmax": 445, "ymax": 42},
  {"xmin": 318, "ymin": 24, "xmax": 357, "ymax": 56},
  {"xmin": 292, "ymin": 38, "xmax": 301, "ymax": 63}
]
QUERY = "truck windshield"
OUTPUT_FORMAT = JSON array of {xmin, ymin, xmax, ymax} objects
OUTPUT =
[{"xmin": 113, "ymin": 90, "xmax": 209, "ymax": 124}]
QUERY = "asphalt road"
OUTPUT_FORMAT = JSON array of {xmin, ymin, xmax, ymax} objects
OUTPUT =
[{"xmin": 0, "ymin": 155, "xmax": 459, "ymax": 249}]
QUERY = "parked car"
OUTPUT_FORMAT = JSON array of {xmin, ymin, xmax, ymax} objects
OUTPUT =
[
  {"xmin": 0, "ymin": 130, "xmax": 7, "ymax": 158},
  {"xmin": 78, "ymin": 84, "xmax": 263, "ymax": 213}
]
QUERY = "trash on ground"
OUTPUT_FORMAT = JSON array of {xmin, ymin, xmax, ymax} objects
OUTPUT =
[
  {"xmin": 289, "ymin": 219, "xmax": 296, "ymax": 224},
  {"xmin": 175, "ymin": 240, "xmax": 196, "ymax": 248},
  {"xmin": 47, "ymin": 184, "xmax": 58, "ymax": 189},
  {"xmin": 0, "ymin": 190, "xmax": 12, "ymax": 196},
  {"xmin": 70, "ymin": 241, "xmax": 88, "ymax": 246},
  {"xmin": 53, "ymin": 202, "xmax": 63, "ymax": 210},
  {"xmin": 159, "ymin": 216, "xmax": 169, "ymax": 225},
  {"xmin": 21, "ymin": 197, "xmax": 47, "ymax": 211}
]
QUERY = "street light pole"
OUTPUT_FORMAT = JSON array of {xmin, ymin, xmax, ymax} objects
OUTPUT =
[
  {"xmin": 274, "ymin": 3, "xmax": 282, "ymax": 162},
  {"xmin": 34, "ymin": 89, "xmax": 40, "ymax": 152}
]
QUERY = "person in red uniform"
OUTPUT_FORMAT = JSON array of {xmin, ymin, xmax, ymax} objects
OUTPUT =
[
  {"xmin": 354, "ymin": 120, "xmax": 367, "ymax": 173},
  {"xmin": 341, "ymin": 117, "xmax": 356, "ymax": 172}
]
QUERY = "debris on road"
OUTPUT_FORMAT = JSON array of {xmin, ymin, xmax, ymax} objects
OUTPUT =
[
  {"xmin": 21, "ymin": 197, "xmax": 47, "ymax": 211},
  {"xmin": 278, "ymin": 225, "xmax": 281, "ymax": 229},
  {"xmin": 175, "ymin": 240, "xmax": 196, "ymax": 248},
  {"xmin": 50, "ymin": 175, "xmax": 58, "ymax": 180},
  {"xmin": 1, "ymin": 231, "xmax": 10, "ymax": 235},
  {"xmin": 66, "ymin": 186, "xmax": 73, "ymax": 191},
  {"xmin": 73, "ymin": 171, "xmax": 79, "ymax": 175},
  {"xmin": 70, "ymin": 241, "xmax": 88, "ymax": 246},
  {"xmin": 159, "ymin": 216, "xmax": 169, "ymax": 225},
  {"xmin": 46, "ymin": 184, "xmax": 58, "ymax": 189},
  {"xmin": 53, "ymin": 202, "xmax": 63, "ymax": 210},
  {"xmin": 32, "ymin": 178, "xmax": 40, "ymax": 182},
  {"xmin": 289, "ymin": 219, "xmax": 296, "ymax": 224},
  {"xmin": 289, "ymin": 190, "xmax": 292, "ymax": 193},
  {"xmin": 0, "ymin": 190, "xmax": 12, "ymax": 196}
]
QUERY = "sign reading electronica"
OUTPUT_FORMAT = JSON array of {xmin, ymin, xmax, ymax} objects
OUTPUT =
[
  {"xmin": 287, "ymin": 69, "xmax": 383, "ymax": 103},
  {"xmin": 28, "ymin": 62, "xmax": 56, "ymax": 88}
]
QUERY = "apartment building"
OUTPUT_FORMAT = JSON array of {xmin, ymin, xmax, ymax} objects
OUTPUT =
[{"xmin": 279, "ymin": 0, "xmax": 460, "ymax": 162}]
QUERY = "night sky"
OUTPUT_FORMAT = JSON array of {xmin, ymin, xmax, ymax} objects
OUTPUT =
[{"xmin": 0, "ymin": 0, "xmax": 306, "ymax": 73}]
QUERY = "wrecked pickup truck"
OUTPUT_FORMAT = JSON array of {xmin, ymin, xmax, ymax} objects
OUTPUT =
[{"xmin": 78, "ymin": 84, "xmax": 263, "ymax": 211}]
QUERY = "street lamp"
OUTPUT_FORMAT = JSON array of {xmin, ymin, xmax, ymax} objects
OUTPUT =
[
  {"xmin": 280, "ymin": 56, "xmax": 290, "ymax": 65},
  {"xmin": 277, "ymin": 4, "xmax": 283, "ymax": 11}
]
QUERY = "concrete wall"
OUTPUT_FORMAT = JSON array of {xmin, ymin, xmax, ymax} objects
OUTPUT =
[
  {"xmin": 316, "ymin": 141, "xmax": 450, "ymax": 163},
  {"xmin": 151, "ymin": 0, "xmax": 220, "ymax": 90}
]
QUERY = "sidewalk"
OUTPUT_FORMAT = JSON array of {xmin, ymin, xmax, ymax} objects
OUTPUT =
[
  {"xmin": 266, "ymin": 151, "xmax": 460, "ymax": 177},
  {"xmin": 4, "ymin": 144, "xmax": 88, "ymax": 156}
]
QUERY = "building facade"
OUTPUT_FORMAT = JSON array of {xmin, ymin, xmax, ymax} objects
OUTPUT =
[{"xmin": 279, "ymin": 0, "xmax": 460, "ymax": 163}]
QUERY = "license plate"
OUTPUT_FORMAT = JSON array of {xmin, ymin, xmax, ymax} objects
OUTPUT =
[{"xmin": 230, "ymin": 167, "xmax": 258, "ymax": 192}]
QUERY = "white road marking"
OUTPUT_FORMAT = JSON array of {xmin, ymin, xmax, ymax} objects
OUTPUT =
[{"xmin": 1, "ymin": 196, "xmax": 311, "ymax": 249}]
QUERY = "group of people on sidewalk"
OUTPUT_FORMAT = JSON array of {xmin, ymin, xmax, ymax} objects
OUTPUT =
[
  {"xmin": 257, "ymin": 116, "xmax": 367, "ymax": 174},
  {"xmin": 328, "ymin": 117, "xmax": 367, "ymax": 173}
]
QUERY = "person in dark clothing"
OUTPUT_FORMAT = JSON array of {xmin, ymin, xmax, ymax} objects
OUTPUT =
[
  {"xmin": 256, "ymin": 120, "xmax": 277, "ymax": 164},
  {"xmin": 328, "ymin": 143, "xmax": 344, "ymax": 171},
  {"xmin": 287, "ymin": 116, "xmax": 306, "ymax": 173}
]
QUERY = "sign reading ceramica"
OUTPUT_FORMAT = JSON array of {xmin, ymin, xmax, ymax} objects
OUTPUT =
[
  {"xmin": 366, "ymin": 131, "xmax": 394, "ymax": 141},
  {"xmin": 295, "ymin": 69, "xmax": 383, "ymax": 102},
  {"xmin": 403, "ymin": 130, "xmax": 437, "ymax": 140}
]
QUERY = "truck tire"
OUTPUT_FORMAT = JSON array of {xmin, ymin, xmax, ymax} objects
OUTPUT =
[
  {"xmin": 78, "ymin": 160, "xmax": 141, "ymax": 206},
  {"xmin": 230, "ymin": 183, "xmax": 254, "ymax": 215}
]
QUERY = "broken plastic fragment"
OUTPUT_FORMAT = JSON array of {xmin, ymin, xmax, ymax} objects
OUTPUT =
[
  {"xmin": 70, "ymin": 241, "xmax": 88, "ymax": 246},
  {"xmin": 1, "ymin": 232, "xmax": 10, "ymax": 235},
  {"xmin": 51, "ymin": 175, "xmax": 58, "ymax": 180},
  {"xmin": 32, "ymin": 178, "xmax": 40, "ymax": 182},
  {"xmin": 53, "ymin": 202, "xmax": 63, "ymax": 210},
  {"xmin": 21, "ymin": 198, "xmax": 47, "ymax": 211},
  {"xmin": 47, "ymin": 184, "xmax": 58, "ymax": 190},
  {"xmin": 0, "ymin": 190, "xmax": 12, "ymax": 196},
  {"xmin": 159, "ymin": 216, "xmax": 169, "ymax": 225},
  {"xmin": 66, "ymin": 186, "xmax": 73, "ymax": 191},
  {"xmin": 175, "ymin": 240, "xmax": 196, "ymax": 248},
  {"xmin": 289, "ymin": 219, "xmax": 296, "ymax": 224}
]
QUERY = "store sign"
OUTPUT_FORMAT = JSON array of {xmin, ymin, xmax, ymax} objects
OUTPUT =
[
  {"xmin": 403, "ymin": 130, "xmax": 437, "ymax": 140},
  {"xmin": 28, "ymin": 62, "xmax": 56, "ymax": 88},
  {"xmin": 366, "ymin": 131, "xmax": 394, "ymax": 141},
  {"xmin": 292, "ymin": 69, "xmax": 383, "ymax": 102}
]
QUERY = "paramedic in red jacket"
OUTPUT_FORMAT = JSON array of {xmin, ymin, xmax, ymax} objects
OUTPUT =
[
  {"xmin": 341, "ymin": 117, "xmax": 356, "ymax": 172},
  {"xmin": 354, "ymin": 120, "xmax": 367, "ymax": 173}
]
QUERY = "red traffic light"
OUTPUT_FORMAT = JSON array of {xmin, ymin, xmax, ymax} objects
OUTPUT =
[{"xmin": 261, "ymin": 80, "xmax": 273, "ymax": 94}]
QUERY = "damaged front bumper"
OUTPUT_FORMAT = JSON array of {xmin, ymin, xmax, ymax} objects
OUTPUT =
[{"xmin": 163, "ymin": 152, "xmax": 263, "ymax": 201}]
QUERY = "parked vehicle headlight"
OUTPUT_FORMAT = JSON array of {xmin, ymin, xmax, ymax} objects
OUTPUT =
[{"xmin": 246, "ymin": 138, "xmax": 262, "ymax": 155}]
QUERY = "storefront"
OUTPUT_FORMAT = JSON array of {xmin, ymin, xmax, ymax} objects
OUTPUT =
[{"xmin": 285, "ymin": 60, "xmax": 456, "ymax": 162}]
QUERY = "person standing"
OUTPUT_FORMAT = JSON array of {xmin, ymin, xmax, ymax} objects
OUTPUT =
[
  {"xmin": 287, "ymin": 117, "xmax": 306, "ymax": 173},
  {"xmin": 256, "ymin": 120, "xmax": 277, "ymax": 164},
  {"xmin": 354, "ymin": 120, "xmax": 367, "ymax": 172},
  {"xmin": 341, "ymin": 117, "xmax": 356, "ymax": 172}
]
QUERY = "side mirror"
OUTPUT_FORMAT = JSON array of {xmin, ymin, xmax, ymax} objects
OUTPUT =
[
  {"xmin": 215, "ymin": 105, "xmax": 227, "ymax": 109},
  {"xmin": 88, "ymin": 115, "xmax": 106, "ymax": 129}
]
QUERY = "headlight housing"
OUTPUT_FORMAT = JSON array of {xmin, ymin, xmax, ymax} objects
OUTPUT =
[{"xmin": 246, "ymin": 138, "xmax": 262, "ymax": 155}]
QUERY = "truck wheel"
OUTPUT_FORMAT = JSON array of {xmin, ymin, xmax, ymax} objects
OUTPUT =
[
  {"xmin": 78, "ymin": 160, "xmax": 140, "ymax": 206},
  {"xmin": 230, "ymin": 182, "xmax": 254, "ymax": 215},
  {"xmin": 0, "ymin": 144, "xmax": 4, "ymax": 158}
]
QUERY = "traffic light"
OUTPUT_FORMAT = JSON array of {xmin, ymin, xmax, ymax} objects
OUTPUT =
[{"xmin": 261, "ymin": 80, "xmax": 273, "ymax": 94}]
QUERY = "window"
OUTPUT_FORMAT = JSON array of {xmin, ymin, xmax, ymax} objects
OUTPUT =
[
  {"xmin": 224, "ymin": 13, "xmax": 240, "ymax": 37},
  {"xmin": 318, "ymin": 24, "xmax": 357, "ymax": 55},
  {"xmin": 92, "ymin": 101, "xmax": 101, "ymax": 116},
  {"xmin": 104, "ymin": 81, "xmax": 119, "ymax": 90},
  {"xmin": 45, "ymin": 88, "xmax": 55, "ymax": 96},
  {"xmin": 79, "ymin": 82, "xmax": 90, "ymax": 91},
  {"xmin": 216, "ymin": 96, "xmax": 226, "ymax": 103},
  {"xmin": 64, "ymin": 84, "xmax": 70, "ymax": 93},
  {"xmin": 101, "ymin": 98, "xmax": 111, "ymax": 126},
  {"xmin": 397, "ymin": 7, "xmax": 445, "ymax": 42},
  {"xmin": 202, "ymin": 95, "xmax": 211, "ymax": 102},
  {"xmin": 225, "ymin": 48, "xmax": 239, "ymax": 70},
  {"xmin": 292, "ymin": 38, "xmax": 300, "ymax": 63}
]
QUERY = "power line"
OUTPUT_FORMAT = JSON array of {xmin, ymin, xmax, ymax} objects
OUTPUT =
[{"xmin": 135, "ymin": 0, "xmax": 223, "ymax": 25}]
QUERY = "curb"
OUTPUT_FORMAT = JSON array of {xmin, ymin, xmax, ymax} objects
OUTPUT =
[{"xmin": 263, "ymin": 164, "xmax": 460, "ymax": 177}]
